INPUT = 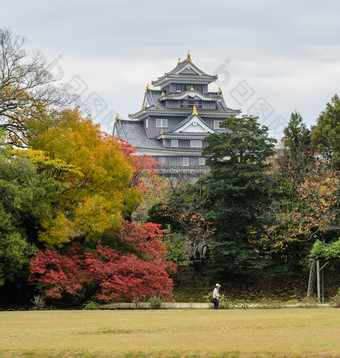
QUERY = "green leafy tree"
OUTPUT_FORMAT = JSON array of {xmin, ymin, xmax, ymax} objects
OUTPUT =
[
  {"xmin": 148, "ymin": 180, "xmax": 213, "ymax": 264},
  {"xmin": 201, "ymin": 115, "xmax": 276, "ymax": 275},
  {"xmin": 312, "ymin": 94, "xmax": 340, "ymax": 170},
  {"xmin": 311, "ymin": 238, "xmax": 340, "ymax": 260},
  {"xmin": 0, "ymin": 132, "xmax": 57, "ymax": 286}
]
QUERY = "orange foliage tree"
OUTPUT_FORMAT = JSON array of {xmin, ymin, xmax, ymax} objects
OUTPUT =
[{"xmin": 264, "ymin": 154, "xmax": 339, "ymax": 249}]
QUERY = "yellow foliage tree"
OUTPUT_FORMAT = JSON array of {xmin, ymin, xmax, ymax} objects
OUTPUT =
[{"xmin": 25, "ymin": 108, "xmax": 141, "ymax": 247}]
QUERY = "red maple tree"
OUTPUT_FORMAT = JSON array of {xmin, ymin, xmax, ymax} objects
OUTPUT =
[{"xmin": 29, "ymin": 221, "xmax": 176, "ymax": 303}]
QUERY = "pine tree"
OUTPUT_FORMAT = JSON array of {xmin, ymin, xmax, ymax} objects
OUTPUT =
[{"xmin": 202, "ymin": 115, "xmax": 276, "ymax": 275}]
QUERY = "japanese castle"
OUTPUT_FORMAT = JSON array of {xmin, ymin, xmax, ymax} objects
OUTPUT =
[{"xmin": 113, "ymin": 52, "xmax": 241, "ymax": 177}]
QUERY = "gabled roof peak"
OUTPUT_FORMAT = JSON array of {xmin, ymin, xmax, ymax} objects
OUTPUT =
[
  {"xmin": 151, "ymin": 54, "xmax": 217, "ymax": 87},
  {"xmin": 165, "ymin": 111, "xmax": 217, "ymax": 135}
]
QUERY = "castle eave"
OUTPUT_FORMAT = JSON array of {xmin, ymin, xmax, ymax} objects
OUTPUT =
[
  {"xmin": 135, "ymin": 148, "xmax": 204, "ymax": 156},
  {"xmin": 129, "ymin": 108, "xmax": 241, "ymax": 120},
  {"xmin": 151, "ymin": 75, "xmax": 217, "ymax": 87}
]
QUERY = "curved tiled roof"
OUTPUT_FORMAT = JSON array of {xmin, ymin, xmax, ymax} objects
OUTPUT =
[
  {"xmin": 113, "ymin": 119, "xmax": 164, "ymax": 150},
  {"xmin": 159, "ymin": 88, "xmax": 219, "ymax": 101},
  {"xmin": 167, "ymin": 58, "xmax": 214, "ymax": 77}
]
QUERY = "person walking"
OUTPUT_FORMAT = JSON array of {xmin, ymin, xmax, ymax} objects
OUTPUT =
[{"xmin": 212, "ymin": 283, "xmax": 221, "ymax": 309}]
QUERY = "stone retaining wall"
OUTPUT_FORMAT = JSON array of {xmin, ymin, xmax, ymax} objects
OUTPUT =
[
  {"xmin": 100, "ymin": 302, "xmax": 211, "ymax": 309},
  {"xmin": 99, "ymin": 302, "xmax": 330, "ymax": 309}
]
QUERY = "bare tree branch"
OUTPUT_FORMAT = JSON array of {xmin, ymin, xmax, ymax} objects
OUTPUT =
[{"xmin": 0, "ymin": 28, "xmax": 72, "ymax": 146}]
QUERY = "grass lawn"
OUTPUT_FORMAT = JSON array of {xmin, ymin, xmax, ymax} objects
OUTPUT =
[{"xmin": 0, "ymin": 308, "xmax": 340, "ymax": 357}]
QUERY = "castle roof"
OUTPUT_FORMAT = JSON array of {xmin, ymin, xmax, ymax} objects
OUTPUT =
[
  {"xmin": 113, "ymin": 119, "xmax": 164, "ymax": 150},
  {"xmin": 129, "ymin": 87, "xmax": 240, "ymax": 120},
  {"xmin": 159, "ymin": 88, "xmax": 220, "ymax": 102},
  {"xmin": 151, "ymin": 53, "xmax": 217, "ymax": 87},
  {"xmin": 164, "ymin": 110, "xmax": 217, "ymax": 135}
]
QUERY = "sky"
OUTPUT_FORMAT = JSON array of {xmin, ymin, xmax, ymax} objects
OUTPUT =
[{"xmin": 2, "ymin": 0, "xmax": 340, "ymax": 138}]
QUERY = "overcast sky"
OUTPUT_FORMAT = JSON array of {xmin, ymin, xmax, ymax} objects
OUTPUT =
[{"xmin": 2, "ymin": 0, "xmax": 340, "ymax": 138}]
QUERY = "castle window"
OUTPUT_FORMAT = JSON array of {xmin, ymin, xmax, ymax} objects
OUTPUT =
[
  {"xmin": 171, "ymin": 139, "xmax": 178, "ymax": 148},
  {"xmin": 145, "ymin": 119, "xmax": 148, "ymax": 128},
  {"xmin": 199, "ymin": 157, "xmax": 206, "ymax": 165},
  {"xmin": 190, "ymin": 140, "xmax": 202, "ymax": 148},
  {"xmin": 156, "ymin": 118, "xmax": 168, "ymax": 127},
  {"xmin": 182, "ymin": 157, "xmax": 189, "ymax": 166}
]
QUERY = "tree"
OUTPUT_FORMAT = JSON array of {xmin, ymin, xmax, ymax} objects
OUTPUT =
[
  {"xmin": 0, "ymin": 28, "xmax": 69, "ymax": 146},
  {"xmin": 29, "ymin": 221, "xmax": 176, "ymax": 303},
  {"xmin": 266, "ymin": 156, "xmax": 339, "ymax": 248},
  {"xmin": 109, "ymin": 136, "xmax": 160, "ymax": 191},
  {"xmin": 260, "ymin": 113, "xmax": 339, "ymax": 272},
  {"xmin": 148, "ymin": 181, "xmax": 214, "ymax": 264},
  {"xmin": 312, "ymin": 94, "xmax": 340, "ymax": 170},
  {"xmin": 283, "ymin": 111, "xmax": 311, "ymax": 155},
  {"xmin": 201, "ymin": 115, "xmax": 276, "ymax": 275},
  {"xmin": 279, "ymin": 111, "xmax": 313, "ymax": 184},
  {"xmin": 311, "ymin": 238, "xmax": 340, "ymax": 260},
  {"xmin": 25, "ymin": 108, "xmax": 141, "ymax": 248},
  {"xmin": 108, "ymin": 136, "xmax": 164, "ymax": 222},
  {"xmin": 0, "ymin": 132, "xmax": 55, "ymax": 287}
]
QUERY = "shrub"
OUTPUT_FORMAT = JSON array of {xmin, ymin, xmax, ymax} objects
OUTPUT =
[
  {"xmin": 218, "ymin": 301, "xmax": 233, "ymax": 309},
  {"xmin": 232, "ymin": 299, "xmax": 249, "ymax": 309},
  {"xmin": 83, "ymin": 301, "xmax": 101, "ymax": 310},
  {"xmin": 330, "ymin": 288, "xmax": 340, "ymax": 308},
  {"xmin": 30, "ymin": 295, "xmax": 46, "ymax": 310},
  {"xmin": 149, "ymin": 296, "xmax": 163, "ymax": 309}
]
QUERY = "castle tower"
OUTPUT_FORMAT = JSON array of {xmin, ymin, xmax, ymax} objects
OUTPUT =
[{"xmin": 113, "ymin": 53, "xmax": 241, "ymax": 177}]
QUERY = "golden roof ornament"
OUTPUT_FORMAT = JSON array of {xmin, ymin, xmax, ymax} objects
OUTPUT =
[
  {"xmin": 218, "ymin": 86, "xmax": 222, "ymax": 93},
  {"xmin": 192, "ymin": 105, "xmax": 198, "ymax": 115},
  {"xmin": 177, "ymin": 57, "xmax": 181, "ymax": 64},
  {"xmin": 155, "ymin": 105, "xmax": 159, "ymax": 109},
  {"xmin": 161, "ymin": 91, "xmax": 165, "ymax": 97},
  {"xmin": 115, "ymin": 113, "xmax": 120, "ymax": 121},
  {"xmin": 186, "ymin": 50, "xmax": 191, "ymax": 62},
  {"xmin": 160, "ymin": 130, "xmax": 164, "ymax": 134},
  {"xmin": 190, "ymin": 86, "xmax": 194, "ymax": 91},
  {"xmin": 146, "ymin": 83, "xmax": 150, "ymax": 90},
  {"xmin": 142, "ymin": 105, "xmax": 146, "ymax": 110}
]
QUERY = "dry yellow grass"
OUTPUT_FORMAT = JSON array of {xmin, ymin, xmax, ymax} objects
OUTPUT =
[{"xmin": 0, "ymin": 308, "xmax": 340, "ymax": 357}]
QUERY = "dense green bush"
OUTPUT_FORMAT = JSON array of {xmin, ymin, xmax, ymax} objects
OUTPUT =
[{"xmin": 83, "ymin": 301, "xmax": 101, "ymax": 310}]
